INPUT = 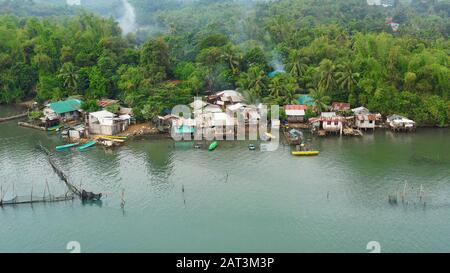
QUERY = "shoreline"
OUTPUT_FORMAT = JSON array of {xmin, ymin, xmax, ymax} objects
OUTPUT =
[{"xmin": 1, "ymin": 103, "xmax": 448, "ymax": 136}]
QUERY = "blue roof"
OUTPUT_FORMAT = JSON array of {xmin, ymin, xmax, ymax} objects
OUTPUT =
[
  {"xmin": 298, "ymin": 95, "xmax": 315, "ymax": 106},
  {"xmin": 268, "ymin": 70, "xmax": 286, "ymax": 78}
]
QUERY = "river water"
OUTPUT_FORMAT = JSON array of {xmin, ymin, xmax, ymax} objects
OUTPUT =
[{"xmin": 1, "ymin": 105, "xmax": 450, "ymax": 253}]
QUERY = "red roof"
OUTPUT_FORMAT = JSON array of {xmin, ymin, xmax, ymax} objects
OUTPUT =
[
  {"xmin": 331, "ymin": 102, "xmax": 350, "ymax": 110},
  {"xmin": 97, "ymin": 99, "xmax": 119, "ymax": 107},
  {"xmin": 309, "ymin": 116, "xmax": 345, "ymax": 123},
  {"xmin": 285, "ymin": 105, "xmax": 308, "ymax": 110},
  {"xmin": 357, "ymin": 114, "xmax": 377, "ymax": 121}
]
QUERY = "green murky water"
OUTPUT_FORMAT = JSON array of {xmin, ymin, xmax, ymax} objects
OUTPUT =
[{"xmin": 1, "ymin": 105, "xmax": 449, "ymax": 253}]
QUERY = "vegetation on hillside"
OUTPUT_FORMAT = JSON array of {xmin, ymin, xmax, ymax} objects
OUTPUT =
[{"xmin": 0, "ymin": 0, "xmax": 449, "ymax": 126}]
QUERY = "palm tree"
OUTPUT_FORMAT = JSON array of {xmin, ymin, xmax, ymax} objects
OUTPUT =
[
  {"xmin": 268, "ymin": 74, "xmax": 299, "ymax": 104},
  {"xmin": 336, "ymin": 61, "xmax": 359, "ymax": 93},
  {"xmin": 283, "ymin": 87, "xmax": 300, "ymax": 105},
  {"xmin": 309, "ymin": 86, "xmax": 331, "ymax": 114},
  {"xmin": 220, "ymin": 44, "xmax": 241, "ymax": 75},
  {"xmin": 242, "ymin": 89, "xmax": 260, "ymax": 105},
  {"xmin": 286, "ymin": 49, "xmax": 309, "ymax": 79},
  {"xmin": 318, "ymin": 59, "xmax": 337, "ymax": 93},
  {"xmin": 268, "ymin": 76, "xmax": 283, "ymax": 98},
  {"xmin": 237, "ymin": 65, "xmax": 266, "ymax": 97},
  {"xmin": 58, "ymin": 62, "xmax": 78, "ymax": 94}
]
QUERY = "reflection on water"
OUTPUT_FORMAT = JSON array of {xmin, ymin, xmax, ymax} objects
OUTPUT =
[
  {"xmin": 409, "ymin": 154, "xmax": 448, "ymax": 166},
  {"xmin": 82, "ymin": 200, "xmax": 103, "ymax": 208},
  {"xmin": 1, "ymin": 105, "xmax": 450, "ymax": 252}
]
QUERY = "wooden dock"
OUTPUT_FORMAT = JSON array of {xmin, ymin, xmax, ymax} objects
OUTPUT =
[
  {"xmin": 0, "ymin": 112, "xmax": 28, "ymax": 123},
  {"xmin": 18, "ymin": 121, "xmax": 46, "ymax": 131}
]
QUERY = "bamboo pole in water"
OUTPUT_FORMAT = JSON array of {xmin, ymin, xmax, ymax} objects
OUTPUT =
[
  {"xmin": 402, "ymin": 181, "xmax": 407, "ymax": 204},
  {"xmin": 121, "ymin": 189, "xmax": 125, "ymax": 209}
]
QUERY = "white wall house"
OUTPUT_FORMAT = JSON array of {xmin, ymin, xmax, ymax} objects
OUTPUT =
[
  {"xmin": 285, "ymin": 105, "xmax": 307, "ymax": 123},
  {"xmin": 88, "ymin": 110, "xmax": 130, "ymax": 136},
  {"xmin": 387, "ymin": 114, "xmax": 415, "ymax": 130},
  {"xmin": 356, "ymin": 114, "xmax": 376, "ymax": 130},
  {"xmin": 321, "ymin": 112, "xmax": 343, "ymax": 132}
]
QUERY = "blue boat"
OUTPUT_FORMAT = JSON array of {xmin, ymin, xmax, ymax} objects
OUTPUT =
[
  {"xmin": 56, "ymin": 143, "xmax": 79, "ymax": 151},
  {"xmin": 78, "ymin": 141, "xmax": 97, "ymax": 151}
]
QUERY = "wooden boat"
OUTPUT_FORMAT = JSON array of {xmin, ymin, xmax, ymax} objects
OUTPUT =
[
  {"xmin": 56, "ymin": 143, "xmax": 79, "ymax": 151},
  {"xmin": 291, "ymin": 151, "xmax": 320, "ymax": 156},
  {"xmin": 78, "ymin": 141, "xmax": 97, "ymax": 151},
  {"xmin": 99, "ymin": 137, "xmax": 125, "ymax": 143},
  {"xmin": 208, "ymin": 141, "xmax": 218, "ymax": 151},
  {"xmin": 101, "ymin": 135, "xmax": 128, "ymax": 140},
  {"xmin": 47, "ymin": 125, "xmax": 62, "ymax": 132}
]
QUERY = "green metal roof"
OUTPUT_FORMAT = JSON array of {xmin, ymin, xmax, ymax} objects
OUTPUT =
[
  {"xmin": 49, "ymin": 99, "xmax": 82, "ymax": 114},
  {"xmin": 175, "ymin": 125, "xmax": 195, "ymax": 134}
]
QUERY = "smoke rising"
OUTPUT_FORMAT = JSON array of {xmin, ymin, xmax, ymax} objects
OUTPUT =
[{"xmin": 118, "ymin": 0, "xmax": 137, "ymax": 35}]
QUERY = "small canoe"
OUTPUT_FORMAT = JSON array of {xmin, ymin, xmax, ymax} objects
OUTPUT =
[
  {"xmin": 47, "ymin": 125, "xmax": 62, "ymax": 131},
  {"xmin": 78, "ymin": 141, "xmax": 97, "ymax": 151},
  {"xmin": 99, "ymin": 137, "xmax": 125, "ymax": 143},
  {"xmin": 208, "ymin": 141, "xmax": 218, "ymax": 151},
  {"xmin": 102, "ymin": 135, "xmax": 128, "ymax": 140},
  {"xmin": 56, "ymin": 143, "xmax": 79, "ymax": 151},
  {"xmin": 291, "ymin": 151, "xmax": 320, "ymax": 156}
]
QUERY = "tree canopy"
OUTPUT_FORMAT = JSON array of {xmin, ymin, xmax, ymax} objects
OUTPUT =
[{"xmin": 0, "ymin": 0, "xmax": 449, "ymax": 126}]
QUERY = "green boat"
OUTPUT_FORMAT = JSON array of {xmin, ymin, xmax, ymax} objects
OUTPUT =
[
  {"xmin": 208, "ymin": 141, "xmax": 219, "ymax": 151},
  {"xmin": 47, "ymin": 125, "xmax": 62, "ymax": 132},
  {"xmin": 56, "ymin": 143, "xmax": 79, "ymax": 151},
  {"xmin": 78, "ymin": 141, "xmax": 97, "ymax": 151}
]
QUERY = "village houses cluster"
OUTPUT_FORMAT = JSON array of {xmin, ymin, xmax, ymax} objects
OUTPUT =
[
  {"xmin": 32, "ymin": 88, "xmax": 416, "ymax": 145},
  {"xmin": 39, "ymin": 98, "xmax": 133, "ymax": 140}
]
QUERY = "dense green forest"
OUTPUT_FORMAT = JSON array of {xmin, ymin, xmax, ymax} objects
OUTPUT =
[{"xmin": 0, "ymin": 0, "xmax": 449, "ymax": 125}]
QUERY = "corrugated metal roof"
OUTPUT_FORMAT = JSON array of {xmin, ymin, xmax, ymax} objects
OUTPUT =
[
  {"xmin": 286, "ymin": 109, "xmax": 305, "ymax": 116},
  {"xmin": 357, "ymin": 114, "xmax": 377, "ymax": 121},
  {"xmin": 331, "ymin": 102, "xmax": 350, "ymax": 110},
  {"xmin": 49, "ymin": 99, "xmax": 82, "ymax": 114},
  {"xmin": 285, "ymin": 105, "xmax": 308, "ymax": 110}
]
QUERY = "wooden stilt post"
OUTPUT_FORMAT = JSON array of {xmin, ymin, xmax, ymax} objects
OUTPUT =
[
  {"xmin": 419, "ymin": 184, "xmax": 423, "ymax": 202},
  {"xmin": 46, "ymin": 180, "xmax": 51, "ymax": 201},
  {"xmin": 402, "ymin": 181, "xmax": 407, "ymax": 204},
  {"xmin": 121, "ymin": 189, "xmax": 125, "ymax": 209}
]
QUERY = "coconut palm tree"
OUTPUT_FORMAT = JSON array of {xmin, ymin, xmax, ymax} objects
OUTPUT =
[
  {"xmin": 237, "ymin": 65, "xmax": 267, "ymax": 96},
  {"xmin": 58, "ymin": 62, "xmax": 78, "ymax": 94},
  {"xmin": 268, "ymin": 74, "xmax": 299, "ymax": 105},
  {"xmin": 242, "ymin": 89, "xmax": 260, "ymax": 105},
  {"xmin": 286, "ymin": 49, "xmax": 309, "ymax": 79},
  {"xmin": 283, "ymin": 86, "xmax": 300, "ymax": 105},
  {"xmin": 336, "ymin": 61, "xmax": 359, "ymax": 93},
  {"xmin": 309, "ymin": 86, "xmax": 331, "ymax": 114},
  {"xmin": 220, "ymin": 44, "xmax": 241, "ymax": 75},
  {"xmin": 318, "ymin": 59, "xmax": 337, "ymax": 93}
]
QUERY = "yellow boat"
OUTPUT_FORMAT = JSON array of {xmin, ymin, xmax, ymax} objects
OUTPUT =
[
  {"xmin": 96, "ymin": 135, "xmax": 127, "ymax": 140},
  {"xmin": 103, "ymin": 135, "xmax": 127, "ymax": 140},
  {"xmin": 97, "ymin": 137, "xmax": 125, "ymax": 143},
  {"xmin": 291, "ymin": 151, "xmax": 320, "ymax": 156}
]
